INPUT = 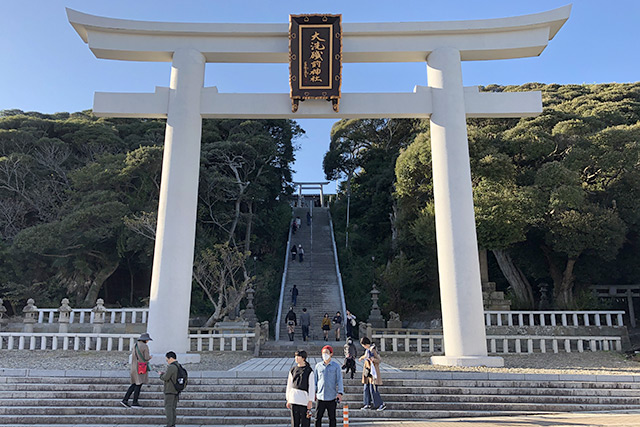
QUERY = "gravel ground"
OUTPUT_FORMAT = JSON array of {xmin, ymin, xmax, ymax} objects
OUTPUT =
[
  {"xmin": 2, "ymin": 350, "xmax": 640, "ymax": 375},
  {"xmin": 382, "ymin": 352, "xmax": 640, "ymax": 376},
  {"xmin": 0, "ymin": 350, "xmax": 254, "ymax": 371}
]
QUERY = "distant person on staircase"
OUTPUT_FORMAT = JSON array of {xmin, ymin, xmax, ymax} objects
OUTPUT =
[
  {"xmin": 359, "ymin": 337, "xmax": 386, "ymax": 411},
  {"xmin": 345, "ymin": 310, "xmax": 357, "ymax": 338},
  {"xmin": 296, "ymin": 216, "xmax": 302, "ymax": 230},
  {"xmin": 314, "ymin": 345, "xmax": 344, "ymax": 427},
  {"xmin": 332, "ymin": 311, "xmax": 342, "ymax": 341},
  {"xmin": 121, "ymin": 332, "xmax": 152, "ymax": 408},
  {"xmin": 291, "ymin": 244, "xmax": 298, "ymax": 261},
  {"xmin": 307, "ymin": 211, "xmax": 312, "ymax": 226},
  {"xmin": 286, "ymin": 350, "xmax": 315, "ymax": 427},
  {"xmin": 292, "ymin": 220, "xmax": 298, "ymax": 234},
  {"xmin": 286, "ymin": 307, "xmax": 298, "ymax": 341},
  {"xmin": 300, "ymin": 308, "xmax": 311, "ymax": 341},
  {"xmin": 321, "ymin": 313, "xmax": 331, "ymax": 341},
  {"xmin": 298, "ymin": 245, "xmax": 305, "ymax": 262},
  {"xmin": 291, "ymin": 284, "xmax": 299, "ymax": 306},
  {"xmin": 343, "ymin": 337, "xmax": 358, "ymax": 379}
]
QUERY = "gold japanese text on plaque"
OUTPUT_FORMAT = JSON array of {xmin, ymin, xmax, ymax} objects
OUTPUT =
[{"xmin": 289, "ymin": 14, "xmax": 342, "ymax": 112}]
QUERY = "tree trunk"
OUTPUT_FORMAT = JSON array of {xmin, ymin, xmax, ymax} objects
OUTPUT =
[
  {"xmin": 554, "ymin": 257, "xmax": 578, "ymax": 309},
  {"xmin": 82, "ymin": 259, "xmax": 120, "ymax": 307},
  {"xmin": 492, "ymin": 249, "xmax": 535, "ymax": 308},
  {"xmin": 244, "ymin": 200, "xmax": 253, "ymax": 255}
]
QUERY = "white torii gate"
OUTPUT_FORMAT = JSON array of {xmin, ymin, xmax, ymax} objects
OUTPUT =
[
  {"xmin": 68, "ymin": 6, "xmax": 570, "ymax": 366},
  {"xmin": 293, "ymin": 182, "xmax": 330, "ymax": 207}
]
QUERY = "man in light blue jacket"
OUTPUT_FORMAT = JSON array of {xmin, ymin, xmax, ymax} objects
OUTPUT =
[{"xmin": 314, "ymin": 345, "xmax": 344, "ymax": 427}]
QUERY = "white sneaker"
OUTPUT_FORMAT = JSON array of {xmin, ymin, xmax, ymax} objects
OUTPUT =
[{"xmin": 376, "ymin": 403, "xmax": 387, "ymax": 411}]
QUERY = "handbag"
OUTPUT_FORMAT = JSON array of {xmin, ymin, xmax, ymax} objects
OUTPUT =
[{"xmin": 135, "ymin": 343, "xmax": 148, "ymax": 374}]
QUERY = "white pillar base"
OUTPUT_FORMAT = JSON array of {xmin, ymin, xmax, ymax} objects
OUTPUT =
[{"xmin": 431, "ymin": 355, "xmax": 504, "ymax": 367}]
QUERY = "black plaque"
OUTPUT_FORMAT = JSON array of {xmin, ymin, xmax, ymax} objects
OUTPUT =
[{"xmin": 289, "ymin": 14, "xmax": 342, "ymax": 112}]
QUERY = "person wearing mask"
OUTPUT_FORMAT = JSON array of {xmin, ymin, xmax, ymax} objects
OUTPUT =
[
  {"xmin": 359, "ymin": 337, "xmax": 386, "ymax": 411},
  {"xmin": 286, "ymin": 350, "xmax": 315, "ymax": 427},
  {"xmin": 343, "ymin": 337, "xmax": 358, "ymax": 379},
  {"xmin": 314, "ymin": 345, "xmax": 344, "ymax": 427}
]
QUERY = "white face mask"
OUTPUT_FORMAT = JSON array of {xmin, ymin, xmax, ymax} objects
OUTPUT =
[{"xmin": 322, "ymin": 352, "xmax": 331, "ymax": 361}]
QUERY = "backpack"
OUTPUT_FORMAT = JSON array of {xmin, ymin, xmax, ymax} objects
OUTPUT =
[{"xmin": 174, "ymin": 363, "xmax": 188, "ymax": 393}]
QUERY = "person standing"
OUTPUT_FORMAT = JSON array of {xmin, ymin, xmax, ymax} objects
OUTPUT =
[
  {"xmin": 159, "ymin": 351, "xmax": 183, "ymax": 427},
  {"xmin": 121, "ymin": 332, "xmax": 152, "ymax": 408},
  {"xmin": 291, "ymin": 284, "xmax": 299, "ymax": 306},
  {"xmin": 343, "ymin": 337, "xmax": 358, "ymax": 379},
  {"xmin": 296, "ymin": 216, "xmax": 302, "ymax": 230},
  {"xmin": 359, "ymin": 337, "xmax": 386, "ymax": 411},
  {"xmin": 286, "ymin": 350, "xmax": 315, "ymax": 427},
  {"xmin": 332, "ymin": 311, "xmax": 342, "ymax": 341},
  {"xmin": 291, "ymin": 244, "xmax": 298, "ymax": 261},
  {"xmin": 314, "ymin": 345, "xmax": 344, "ymax": 427},
  {"xmin": 345, "ymin": 310, "xmax": 357, "ymax": 338},
  {"xmin": 321, "ymin": 313, "xmax": 331, "ymax": 341},
  {"xmin": 300, "ymin": 308, "xmax": 311, "ymax": 342},
  {"xmin": 306, "ymin": 211, "xmax": 312, "ymax": 226},
  {"xmin": 286, "ymin": 306, "xmax": 297, "ymax": 341},
  {"xmin": 298, "ymin": 245, "xmax": 305, "ymax": 262}
]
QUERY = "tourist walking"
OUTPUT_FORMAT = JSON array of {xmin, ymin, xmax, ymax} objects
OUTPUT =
[
  {"xmin": 343, "ymin": 337, "xmax": 358, "ymax": 379},
  {"xmin": 286, "ymin": 306, "xmax": 297, "ymax": 341},
  {"xmin": 307, "ymin": 211, "xmax": 311, "ymax": 226},
  {"xmin": 296, "ymin": 216, "xmax": 302, "ymax": 230},
  {"xmin": 300, "ymin": 308, "xmax": 311, "ymax": 341},
  {"xmin": 121, "ymin": 332, "xmax": 153, "ymax": 408},
  {"xmin": 345, "ymin": 310, "xmax": 356, "ymax": 338},
  {"xmin": 332, "ymin": 311, "xmax": 342, "ymax": 341},
  {"xmin": 321, "ymin": 313, "xmax": 331, "ymax": 341},
  {"xmin": 159, "ymin": 351, "xmax": 185, "ymax": 427},
  {"xmin": 291, "ymin": 244, "xmax": 298, "ymax": 261},
  {"xmin": 286, "ymin": 350, "xmax": 315, "ymax": 427},
  {"xmin": 314, "ymin": 345, "xmax": 344, "ymax": 427},
  {"xmin": 291, "ymin": 284, "xmax": 299, "ymax": 306},
  {"xmin": 359, "ymin": 337, "xmax": 386, "ymax": 411},
  {"xmin": 298, "ymin": 245, "xmax": 305, "ymax": 262}
]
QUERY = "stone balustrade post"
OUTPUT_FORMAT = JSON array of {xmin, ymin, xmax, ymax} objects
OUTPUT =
[
  {"xmin": 22, "ymin": 298, "xmax": 37, "ymax": 333},
  {"xmin": 244, "ymin": 286, "xmax": 257, "ymax": 327},
  {"xmin": 58, "ymin": 298, "xmax": 73, "ymax": 334}
]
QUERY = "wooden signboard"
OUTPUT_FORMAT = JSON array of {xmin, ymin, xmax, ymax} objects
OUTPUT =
[{"xmin": 289, "ymin": 14, "xmax": 342, "ymax": 112}]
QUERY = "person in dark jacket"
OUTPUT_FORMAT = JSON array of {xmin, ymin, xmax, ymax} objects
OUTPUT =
[
  {"xmin": 343, "ymin": 337, "xmax": 358, "ymax": 379},
  {"xmin": 286, "ymin": 350, "xmax": 315, "ymax": 427},
  {"xmin": 286, "ymin": 307, "xmax": 297, "ymax": 341},
  {"xmin": 159, "ymin": 351, "xmax": 181, "ymax": 427},
  {"xmin": 291, "ymin": 285, "xmax": 299, "ymax": 306},
  {"xmin": 291, "ymin": 245, "xmax": 298, "ymax": 261}
]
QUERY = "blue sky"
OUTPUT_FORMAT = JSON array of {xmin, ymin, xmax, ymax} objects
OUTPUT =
[{"xmin": 1, "ymin": 1, "xmax": 639, "ymax": 192}]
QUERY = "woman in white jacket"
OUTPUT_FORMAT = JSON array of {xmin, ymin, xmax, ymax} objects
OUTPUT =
[{"xmin": 286, "ymin": 350, "xmax": 315, "ymax": 427}]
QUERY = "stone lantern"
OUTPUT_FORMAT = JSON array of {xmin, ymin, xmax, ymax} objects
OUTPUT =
[
  {"xmin": 91, "ymin": 298, "xmax": 107, "ymax": 334},
  {"xmin": 367, "ymin": 285, "xmax": 385, "ymax": 328},
  {"xmin": 22, "ymin": 298, "xmax": 38, "ymax": 333},
  {"xmin": 58, "ymin": 298, "xmax": 73, "ymax": 333},
  {"xmin": 244, "ymin": 286, "xmax": 257, "ymax": 327}
]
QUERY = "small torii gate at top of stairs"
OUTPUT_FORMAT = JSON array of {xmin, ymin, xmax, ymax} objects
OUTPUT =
[{"xmin": 293, "ymin": 182, "xmax": 330, "ymax": 207}]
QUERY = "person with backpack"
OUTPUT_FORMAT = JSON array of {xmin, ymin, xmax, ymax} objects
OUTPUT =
[
  {"xmin": 286, "ymin": 307, "xmax": 297, "ymax": 341},
  {"xmin": 121, "ymin": 332, "xmax": 152, "ymax": 408},
  {"xmin": 159, "ymin": 351, "xmax": 188, "ymax": 427},
  {"xmin": 286, "ymin": 350, "xmax": 315, "ymax": 427}
]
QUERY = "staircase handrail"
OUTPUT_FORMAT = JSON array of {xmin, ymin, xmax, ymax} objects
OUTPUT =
[
  {"xmin": 275, "ymin": 214, "xmax": 295, "ymax": 341},
  {"xmin": 327, "ymin": 210, "xmax": 348, "ymax": 334}
]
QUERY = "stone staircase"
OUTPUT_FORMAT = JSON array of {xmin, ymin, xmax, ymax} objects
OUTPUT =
[
  {"xmin": 2, "ymin": 370, "xmax": 640, "ymax": 425},
  {"xmin": 278, "ymin": 207, "xmax": 345, "ymax": 342}
]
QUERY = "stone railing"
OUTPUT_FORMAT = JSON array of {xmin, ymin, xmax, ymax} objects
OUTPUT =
[
  {"xmin": 485, "ymin": 310, "xmax": 625, "ymax": 327},
  {"xmin": 35, "ymin": 308, "xmax": 148, "ymax": 324},
  {"xmin": 371, "ymin": 331, "xmax": 623, "ymax": 354},
  {"xmin": 0, "ymin": 331, "xmax": 258, "ymax": 352}
]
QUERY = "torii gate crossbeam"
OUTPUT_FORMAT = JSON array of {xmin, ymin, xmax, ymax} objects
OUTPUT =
[{"xmin": 68, "ymin": 6, "xmax": 570, "ymax": 366}]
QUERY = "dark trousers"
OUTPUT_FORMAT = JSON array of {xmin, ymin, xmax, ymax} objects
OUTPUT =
[
  {"xmin": 363, "ymin": 383, "xmax": 383, "ymax": 408},
  {"xmin": 122, "ymin": 383, "xmax": 141, "ymax": 404},
  {"xmin": 290, "ymin": 403, "xmax": 310, "ymax": 427},
  {"xmin": 301, "ymin": 325, "xmax": 309, "ymax": 341},
  {"xmin": 315, "ymin": 399, "xmax": 337, "ymax": 427},
  {"xmin": 164, "ymin": 393, "xmax": 179, "ymax": 426},
  {"xmin": 345, "ymin": 358, "xmax": 356, "ymax": 378}
]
